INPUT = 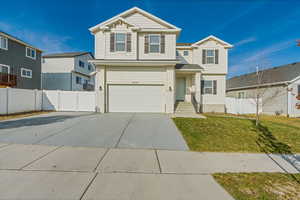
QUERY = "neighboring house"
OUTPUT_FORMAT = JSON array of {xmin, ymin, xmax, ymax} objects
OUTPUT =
[
  {"xmin": 42, "ymin": 52, "xmax": 95, "ymax": 91},
  {"xmin": 0, "ymin": 31, "xmax": 42, "ymax": 89},
  {"xmin": 89, "ymin": 7, "xmax": 233, "ymax": 113},
  {"xmin": 226, "ymin": 62, "xmax": 300, "ymax": 117}
]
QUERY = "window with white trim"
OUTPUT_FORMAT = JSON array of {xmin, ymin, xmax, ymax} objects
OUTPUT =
[
  {"xmin": 21, "ymin": 68, "xmax": 32, "ymax": 78},
  {"xmin": 149, "ymin": 34, "xmax": 160, "ymax": 53},
  {"xmin": 206, "ymin": 50, "xmax": 215, "ymax": 64},
  {"xmin": 176, "ymin": 50, "xmax": 179, "ymax": 57},
  {"xmin": 183, "ymin": 50, "xmax": 189, "ymax": 56},
  {"xmin": 201, "ymin": 80, "xmax": 217, "ymax": 95},
  {"xmin": 115, "ymin": 33, "xmax": 126, "ymax": 51},
  {"xmin": 76, "ymin": 76, "xmax": 82, "ymax": 84},
  {"xmin": 0, "ymin": 64, "xmax": 10, "ymax": 74},
  {"xmin": 0, "ymin": 36, "xmax": 8, "ymax": 50},
  {"xmin": 238, "ymin": 92, "xmax": 245, "ymax": 99},
  {"xmin": 79, "ymin": 60, "xmax": 85, "ymax": 68},
  {"xmin": 88, "ymin": 64, "xmax": 92, "ymax": 71},
  {"xmin": 26, "ymin": 47, "xmax": 36, "ymax": 59}
]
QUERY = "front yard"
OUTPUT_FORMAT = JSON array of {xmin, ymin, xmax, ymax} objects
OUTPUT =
[
  {"xmin": 173, "ymin": 114, "xmax": 300, "ymax": 153},
  {"xmin": 213, "ymin": 173, "xmax": 300, "ymax": 200}
]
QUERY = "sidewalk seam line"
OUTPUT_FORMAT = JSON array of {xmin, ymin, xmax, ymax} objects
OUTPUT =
[
  {"xmin": 19, "ymin": 145, "xmax": 63, "ymax": 170},
  {"xmin": 114, "ymin": 113, "xmax": 135, "ymax": 148},
  {"xmin": 93, "ymin": 148, "xmax": 110, "ymax": 172},
  {"xmin": 79, "ymin": 172, "xmax": 98, "ymax": 200},
  {"xmin": 155, "ymin": 150, "xmax": 162, "ymax": 173}
]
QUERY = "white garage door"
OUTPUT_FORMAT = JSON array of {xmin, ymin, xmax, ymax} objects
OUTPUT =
[{"xmin": 108, "ymin": 85, "xmax": 164, "ymax": 113}]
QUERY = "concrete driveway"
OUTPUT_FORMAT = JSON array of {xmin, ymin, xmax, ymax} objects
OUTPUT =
[{"xmin": 0, "ymin": 112, "xmax": 188, "ymax": 150}]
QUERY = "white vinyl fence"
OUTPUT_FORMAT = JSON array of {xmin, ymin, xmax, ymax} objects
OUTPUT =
[
  {"xmin": 225, "ymin": 97, "xmax": 262, "ymax": 115},
  {"xmin": 0, "ymin": 88, "xmax": 96, "ymax": 115}
]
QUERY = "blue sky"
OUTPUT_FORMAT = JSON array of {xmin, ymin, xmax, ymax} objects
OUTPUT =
[{"xmin": 1, "ymin": 0, "xmax": 299, "ymax": 77}]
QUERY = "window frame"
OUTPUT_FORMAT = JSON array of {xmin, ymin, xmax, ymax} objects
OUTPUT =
[
  {"xmin": 0, "ymin": 64, "xmax": 10, "ymax": 74},
  {"xmin": 203, "ymin": 80, "xmax": 213, "ymax": 94},
  {"xmin": 115, "ymin": 33, "xmax": 126, "ymax": 52},
  {"xmin": 21, "ymin": 68, "xmax": 32, "ymax": 78},
  {"xmin": 149, "ymin": 34, "xmax": 161, "ymax": 53},
  {"xmin": 297, "ymin": 85, "xmax": 300, "ymax": 96},
  {"xmin": 183, "ymin": 50, "xmax": 189, "ymax": 56},
  {"xmin": 205, "ymin": 49, "xmax": 215, "ymax": 64},
  {"xmin": 238, "ymin": 92, "xmax": 245, "ymax": 99},
  {"xmin": 76, "ymin": 76, "xmax": 82, "ymax": 85},
  {"xmin": 25, "ymin": 47, "xmax": 36, "ymax": 60},
  {"xmin": 88, "ymin": 64, "xmax": 92, "ymax": 71},
  {"xmin": 0, "ymin": 36, "xmax": 8, "ymax": 50},
  {"xmin": 79, "ymin": 60, "xmax": 85, "ymax": 68}
]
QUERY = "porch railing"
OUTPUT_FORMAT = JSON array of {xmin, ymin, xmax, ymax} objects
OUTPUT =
[{"xmin": 0, "ymin": 72, "xmax": 17, "ymax": 87}]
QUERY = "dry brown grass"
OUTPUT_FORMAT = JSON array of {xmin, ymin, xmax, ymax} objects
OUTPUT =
[{"xmin": 0, "ymin": 111, "xmax": 52, "ymax": 121}]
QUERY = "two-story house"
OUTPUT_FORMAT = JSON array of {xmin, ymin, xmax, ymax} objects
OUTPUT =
[
  {"xmin": 42, "ymin": 52, "xmax": 95, "ymax": 91},
  {"xmin": 0, "ymin": 31, "xmax": 42, "ymax": 89},
  {"xmin": 89, "ymin": 7, "xmax": 233, "ymax": 113}
]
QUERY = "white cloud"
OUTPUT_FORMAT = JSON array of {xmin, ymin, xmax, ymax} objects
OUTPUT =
[
  {"xmin": 234, "ymin": 37, "xmax": 256, "ymax": 47},
  {"xmin": 244, "ymin": 40, "xmax": 294, "ymax": 63},
  {"xmin": 0, "ymin": 22, "xmax": 77, "ymax": 53},
  {"xmin": 229, "ymin": 40, "xmax": 295, "ymax": 77}
]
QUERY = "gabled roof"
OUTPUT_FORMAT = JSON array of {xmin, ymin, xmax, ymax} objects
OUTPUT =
[
  {"xmin": 43, "ymin": 52, "xmax": 94, "ymax": 58},
  {"xmin": 99, "ymin": 17, "xmax": 138, "ymax": 29},
  {"xmin": 192, "ymin": 35, "xmax": 233, "ymax": 49},
  {"xmin": 89, "ymin": 7, "xmax": 181, "ymax": 33},
  {"xmin": 0, "ymin": 30, "xmax": 42, "ymax": 52},
  {"xmin": 226, "ymin": 62, "xmax": 300, "ymax": 91}
]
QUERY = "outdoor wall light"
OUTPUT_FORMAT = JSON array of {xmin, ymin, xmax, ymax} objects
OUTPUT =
[
  {"xmin": 99, "ymin": 86, "xmax": 102, "ymax": 91},
  {"xmin": 169, "ymin": 86, "xmax": 172, "ymax": 91}
]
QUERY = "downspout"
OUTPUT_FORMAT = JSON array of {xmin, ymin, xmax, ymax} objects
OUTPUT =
[{"xmin": 286, "ymin": 82, "xmax": 290, "ymax": 117}]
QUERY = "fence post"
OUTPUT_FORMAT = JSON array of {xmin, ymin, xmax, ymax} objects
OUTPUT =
[{"xmin": 6, "ymin": 87, "xmax": 9, "ymax": 115}]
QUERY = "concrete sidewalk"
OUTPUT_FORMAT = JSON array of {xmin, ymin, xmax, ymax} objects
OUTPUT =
[{"xmin": 0, "ymin": 143, "xmax": 299, "ymax": 200}]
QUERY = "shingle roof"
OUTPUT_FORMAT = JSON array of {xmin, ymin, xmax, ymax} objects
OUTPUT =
[
  {"xmin": 175, "ymin": 64, "xmax": 202, "ymax": 70},
  {"xmin": 227, "ymin": 62, "xmax": 300, "ymax": 90},
  {"xmin": 43, "ymin": 52, "xmax": 93, "ymax": 58},
  {"xmin": 176, "ymin": 43, "xmax": 192, "ymax": 46}
]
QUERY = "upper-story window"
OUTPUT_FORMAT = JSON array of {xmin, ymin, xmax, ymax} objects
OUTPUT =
[
  {"xmin": 110, "ymin": 33, "xmax": 131, "ymax": 52},
  {"xmin": 0, "ymin": 36, "xmax": 8, "ymax": 50},
  {"xmin": 238, "ymin": 92, "xmax": 245, "ymax": 99},
  {"xmin": 79, "ymin": 60, "xmax": 85, "ymax": 68},
  {"xmin": 176, "ymin": 50, "xmax": 179, "ymax": 57},
  {"xmin": 202, "ymin": 49, "xmax": 219, "ymax": 64},
  {"xmin": 88, "ymin": 64, "xmax": 92, "ymax": 71},
  {"xmin": 26, "ymin": 47, "xmax": 36, "ymax": 60},
  {"xmin": 149, "ymin": 35, "xmax": 160, "ymax": 53},
  {"xmin": 183, "ymin": 50, "xmax": 189, "ymax": 56},
  {"xmin": 115, "ymin": 33, "xmax": 126, "ymax": 51},
  {"xmin": 21, "ymin": 68, "xmax": 32, "ymax": 78},
  {"xmin": 145, "ymin": 34, "xmax": 165, "ymax": 54}
]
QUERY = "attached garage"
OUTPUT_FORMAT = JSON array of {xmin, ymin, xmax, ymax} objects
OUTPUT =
[{"xmin": 107, "ymin": 84, "xmax": 165, "ymax": 113}]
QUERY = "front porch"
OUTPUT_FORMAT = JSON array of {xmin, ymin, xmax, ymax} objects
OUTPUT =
[{"xmin": 174, "ymin": 64, "xmax": 202, "ymax": 114}]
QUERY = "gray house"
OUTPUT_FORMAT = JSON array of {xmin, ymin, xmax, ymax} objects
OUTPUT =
[
  {"xmin": 227, "ymin": 62, "xmax": 300, "ymax": 117},
  {"xmin": 0, "ymin": 31, "xmax": 42, "ymax": 89}
]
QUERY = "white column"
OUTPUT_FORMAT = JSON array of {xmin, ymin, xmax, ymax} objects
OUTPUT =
[
  {"xmin": 165, "ymin": 66, "xmax": 175, "ymax": 113},
  {"xmin": 95, "ymin": 65, "xmax": 106, "ymax": 113},
  {"xmin": 195, "ymin": 72, "xmax": 201, "ymax": 112}
]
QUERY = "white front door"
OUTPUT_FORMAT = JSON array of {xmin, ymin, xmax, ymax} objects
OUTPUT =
[
  {"xmin": 108, "ymin": 84, "xmax": 164, "ymax": 113},
  {"xmin": 176, "ymin": 78, "xmax": 186, "ymax": 101}
]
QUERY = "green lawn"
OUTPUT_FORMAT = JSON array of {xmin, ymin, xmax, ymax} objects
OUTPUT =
[
  {"xmin": 213, "ymin": 173, "xmax": 300, "ymax": 200},
  {"xmin": 173, "ymin": 115, "xmax": 300, "ymax": 153}
]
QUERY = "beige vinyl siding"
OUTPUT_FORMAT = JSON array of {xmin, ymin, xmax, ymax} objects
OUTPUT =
[
  {"xmin": 125, "ymin": 12, "xmax": 166, "ymax": 29},
  {"xmin": 201, "ymin": 75, "xmax": 226, "ymax": 105}
]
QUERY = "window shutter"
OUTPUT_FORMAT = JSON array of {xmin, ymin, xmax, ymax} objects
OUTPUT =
[
  {"xmin": 110, "ymin": 33, "xmax": 115, "ymax": 52},
  {"xmin": 144, "ymin": 35, "xmax": 149, "ymax": 54},
  {"xmin": 201, "ymin": 80, "xmax": 204, "ymax": 94},
  {"xmin": 126, "ymin": 33, "xmax": 131, "ymax": 52},
  {"xmin": 202, "ymin": 50, "xmax": 206, "ymax": 64},
  {"xmin": 215, "ymin": 49, "xmax": 219, "ymax": 64},
  {"xmin": 160, "ymin": 34, "xmax": 165, "ymax": 53},
  {"xmin": 213, "ymin": 80, "xmax": 217, "ymax": 95}
]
